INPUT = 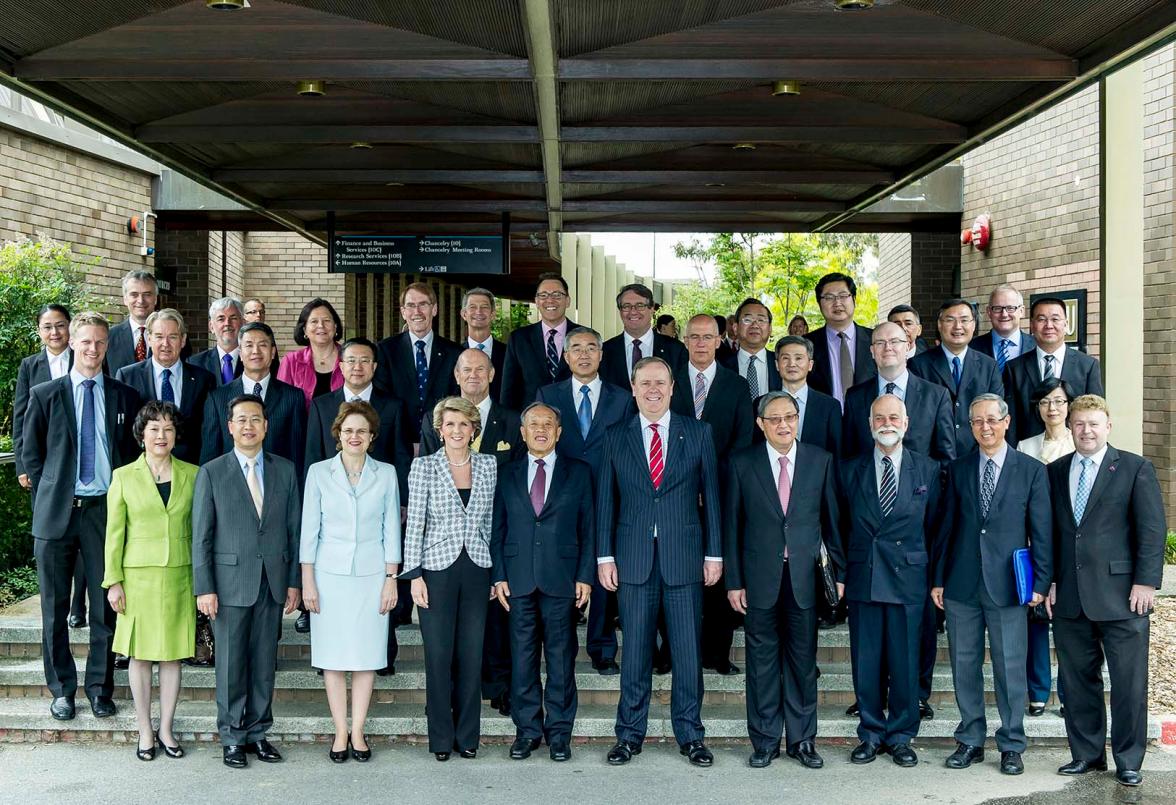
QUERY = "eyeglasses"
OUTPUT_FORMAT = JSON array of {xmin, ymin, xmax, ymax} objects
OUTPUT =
[
  {"xmin": 1037, "ymin": 398, "xmax": 1069, "ymax": 409},
  {"xmin": 871, "ymin": 338, "xmax": 908, "ymax": 350},
  {"xmin": 619, "ymin": 302, "xmax": 651, "ymax": 313},
  {"xmin": 760, "ymin": 414, "xmax": 798, "ymax": 426},
  {"xmin": 566, "ymin": 344, "xmax": 600, "ymax": 355},
  {"xmin": 969, "ymin": 417, "xmax": 1007, "ymax": 427},
  {"xmin": 941, "ymin": 316, "xmax": 974, "ymax": 327},
  {"xmin": 1033, "ymin": 315, "xmax": 1066, "ymax": 326},
  {"xmin": 38, "ymin": 322, "xmax": 69, "ymax": 332},
  {"xmin": 341, "ymin": 357, "xmax": 374, "ymax": 366},
  {"xmin": 339, "ymin": 428, "xmax": 371, "ymax": 438},
  {"xmin": 740, "ymin": 315, "xmax": 770, "ymax": 326},
  {"xmin": 819, "ymin": 292, "xmax": 853, "ymax": 303},
  {"xmin": 402, "ymin": 301, "xmax": 434, "ymax": 311},
  {"xmin": 536, "ymin": 291, "xmax": 567, "ymax": 301},
  {"xmin": 988, "ymin": 305, "xmax": 1021, "ymax": 315}
]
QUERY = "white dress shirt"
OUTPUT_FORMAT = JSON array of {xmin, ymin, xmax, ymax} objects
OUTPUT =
[
  {"xmin": 410, "ymin": 330, "xmax": 435, "ymax": 368},
  {"xmin": 46, "ymin": 348, "xmax": 70, "ymax": 379},
  {"xmin": 624, "ymin": 328, "xmax": 656, "ymax": 377},
  {"xmin": 787, "ymin": 384, "xmax": 810, "ymax": 438},
  {"xmin": 736, "ymin": 347, "xmax": 770, "ymax": 394},
  {"xmin": 468, "ymin": 336, "xmax": 493, "ymax": 356},
  {"xmin": 344, "ymin": 383, "xmax": 373, "ymax": 403},
  {"xmin": 1036, "ymin": 344, "xmax": 1067, "ymax": 380},
  {"xmin": 874, "ymin": 445, "xmax": 904, "ymax": 497},
  {"xmin": 216, "ymin": 345, "xmax": 241, "ymax": 366},
  {"xmin": 475, "ymin": 394, "xmax": 493, "ymax": 429},
  {"xmin": 243, "ymin": 373, "xmax": 271, "ymax": 401},
  {"xmin": 152, "ymin": 358, "xmax": 184, "ymax": 407},
  {"xmin": 688, "ymin": 360, "xmax": 719, "ymax": 412},
  {"xmin": 526, "ymin": 451, "xmax": 556, "ymax": 503},
  {"xmin": 1069, "ymin": 444, "xmax": 1109, "ymax": 507},
  {"xmin": 571, "ymin": 375, "xmax": 602, "ymax": 419}
]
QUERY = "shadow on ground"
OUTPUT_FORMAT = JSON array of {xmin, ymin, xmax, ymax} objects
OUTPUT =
[{"xmin": 983, "ymin": 772, "xmax": 1176, "ymax": 805}]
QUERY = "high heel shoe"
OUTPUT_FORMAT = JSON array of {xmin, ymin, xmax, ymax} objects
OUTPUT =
[
  {"xmin": 329, "ymin": 736, "xmax": 349, "ymax": 764},
  {"xmin": 136, "ymin": 734, "xmax": 156, "ymax": 762},
  {"xmin": 350, "ymin": 735, "xmax": 371, "ymax": 762},
  {"xmin": 156, "ymin": 732, "xmax": 184, "ymax": 759}
]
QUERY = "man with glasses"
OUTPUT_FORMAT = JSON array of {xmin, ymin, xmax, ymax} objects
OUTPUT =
[
  {"xmin": 105, "ymin": 271, "xmax": 159, "ymax": 375},
  {"xmin": 970, "ymin": 285, "xmax": 1036, "ymax": 372},
  {"xmin": 804, "ymin": 272, "xmax": 875, "ymax": 408},
  {"xmin": 461, "ymin": 287, "xmax": 506, "ymax": 401},
  {"xmin": 1003, "ymin": 297, "xmax": 1103, "ymax": 444},
  {"xmin": 500, "ymin": 273, "xmax": 578, "ymax": 410},
  {"xmin": 720, "ymin": 298, "xmax": 781, "ymax": 404},
  {"xmin": 601, "ymin": 283, "xmax": 687, "ymax": 389},
  {"xmin": 242, "ymin": 298, "xmax": 267, "ymax": 323},
  {"xmin": 190, "ymin": 297, "xmax": 245, "ymax": 387}
]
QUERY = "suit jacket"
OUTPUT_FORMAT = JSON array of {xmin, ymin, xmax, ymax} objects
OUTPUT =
[
  {"xmin": 499, "ymin": 319, "xmax": 576, "ymax": 410},
  {"xmin": 908, "ymin": 346, "xmax": 1004, "ymax": 456},
  {"xmin": 191, "ymin": 450, "xmax": 302, "ymax": 607},
  {"xmin": 1048, "ymin": 446, "xmax": 1166, "ymax": 621},
  {"xmin": 300, "ymin": 455, "xmax": 402, "ymax": 576},
  {"xmin": 595, "ymin": 414, "xmax": 722, "ymax": 587},
  {"xmin": 970, "ymin": 330, "xmax": 1036, "ymax": 361},
  {"xmin": 419, "ymin": 400, "xmax": 524, "ymax": 466},
  {"xmin": 199, "ymin": 376, "xmax": 307, "ymax": 476},
  {"xmin": 912, "ymin": 336, "xmax": 931, "ymax": 356},
  {"xmin": 305, "ymin": 388, "xmax": 413, "ymax": 501},
  {"xmin": 724, "ymin": 443, "xmax": 844, "ymax": 610},
  {"xmin": 798, "ymin": 387, "xmax": 842, "ymax": 456},
  {"xmin": 462, "ymin": 338, "xmax": 506, "ymax": 401},
  {"xmin": 933, "ymin": 448, "xmax": 1052, "ymax": 606},
  {"xmin": 21, "ymin": 374, "xmax": 141, "ymax": 540},
  {"xmin": 839, "ymin": 447, "xmax": 941, "ymax": 605},
  {"xmin": 374, "ymin": 331, "xmax": 461, "ymax": 441},
  {"xmin": 718, "ymin": 349, "xmax": 783, "ymax": 398},
  {"xmin": 536, "ymin": 377, "xmax": 633, "ymax": 475},
  {"xmin": 600, "ymin": 331, "xmax": 688, "ymax": 390},
  {"xmin": 805, "ymin": 323, "xmax": 876, "ymax": 398},
  {"xmin": 104, "ymin": 319, "xmax": 144, "ymax": 377},
  {"xmin": 400, "ymin": 450, "xmax": 497, "ymax": 575},
  {"xmin": 841, "ymin": 374, "xmax": 956, "ymax": 464},
  {"xmin": 115, "ymin": 359, "xmax": 215, "ymax": 465},
  {"xmin": 670, "ymin": 363, "xmax": 755, "ymax": 473},
  {"xmin": 1003, "ymin": 348, "xmax": 1104, "ymax": 443},
  {"xmin": 490, "ymin": 455, "xmax": 595, "ymax": 597},
  {"xmin": 13, "ymin": 348, "xmax": 72, "ymax": 477},
  {"xmin": 189, "ymin": 346, "xmax": 243, "ymax": 387},
  {"xmin": 102, "ymin": 454, "xmax": 198, "ymax": 583}
]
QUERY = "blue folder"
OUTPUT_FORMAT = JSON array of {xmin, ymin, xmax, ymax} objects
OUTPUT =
[{"xmin": 1012, "ymin": 547, "xmax": 1033, "ymax": 606}]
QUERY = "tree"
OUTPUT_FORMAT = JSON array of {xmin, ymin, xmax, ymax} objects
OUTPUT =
[{"xmin": 491, "ymin": 301, "xmax": 533, "ymax": 341}]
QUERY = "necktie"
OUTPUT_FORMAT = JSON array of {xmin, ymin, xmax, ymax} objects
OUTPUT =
[
  {"xmin": 160, "ymin": 367, "xmax": 175, "ymax": 404},
  {"xmin": 476, "ymin": 342, "xmax": 486, "ymax": 352},
  {"xmin": 693, "ymin": 372, "xmax": 707, "ymax": 419},
  {"xmin": 415, "ymin": 340, "xmax": 428, "ymax": 401},
  {"xmin": 1043, "ymin": 354, "xmax": 1055, "ymax": 381},
  {"xmin": 221, "ymin": 353, "xmax": 234, "ymax": 384},
  {"xmin": 1073, "ymin": 457, "xmax": 1093, "ymax": 524},
  {"xmin": 253, "ymin": 381, "xmax": 263, "ymax": 399},
  {"xmin": 134, "ymin": 326, "xmax": 146, "ymax": 362},
  {"xmin": 529, "ymin": 458, "xmax": 546, "ymax": 515},
  {"xmin": 79, "ymin": 378, "xmax": 96, "ymax": 485},
  {"xmin": 980, "ymin": 457, "xmax": 996, "ymax": 518},
  {"xmin": 951, "ymin": 356, "xmax": 962, "ymax": 389},
  {"xmin": 879, "ymin": 455, "xmax": 896, "ymax": 517},
  {"xmin": 996, "ymin": 338, "xmax": 1011, "ymax": 372},
  {"xmin": 631, "ymin": 338, "xmax": 642, "ymax": 374},
  {"xmin": 777, "ymin": 455, "xmax": 791, "ymax": 516},
  {"xmin": 884, "ymin": 381, "xmax": 897, "ymax": 396},
  {"xmin": 546, "ymin": 329, "xmax": 560, "ymax": 379},
  {"xmin": 746, "ymin": 354, "xmax": 760, "ymax": 398},
  {"xmin": 245, "ymin": 457, "xmax": 263, "ymax": 518},
  {"xmin": 648, "ymin": 423, "xmax": 664, "ymax": 490},
  {"xmin": 577, "ymin": 385, "xmax": 592, "ymax": 439},
  {"xmin": 471, "ymin": 431, "xmax": 483, "ymax": 452},
  {"xmin": 838, "ymin": 332, "xmax": 853, "ymax": 398}
]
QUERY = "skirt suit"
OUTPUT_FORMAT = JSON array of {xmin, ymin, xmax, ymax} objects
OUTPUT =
[{"xmin": 102, "ymin": 454, "xmax": 198, "ymax": 662}]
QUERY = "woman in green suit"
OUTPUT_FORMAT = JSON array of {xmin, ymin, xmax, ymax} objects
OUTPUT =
[{"xmin": 103, "ymin": 400, "xmax": 197, "ymax": 761}]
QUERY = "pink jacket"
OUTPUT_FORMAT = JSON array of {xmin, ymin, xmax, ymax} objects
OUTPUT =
[{"xmin": 276, "ymin": 346, "xmax": 343, "ymax": 410}]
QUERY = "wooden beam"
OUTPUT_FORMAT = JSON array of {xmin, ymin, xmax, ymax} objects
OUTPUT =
[
  {"xmin": 560, "ymin": 170, "xmax": 894, "ymax": 185},
  {"xmin": 562, "ymin": 125, "xmax": 966, "ymax": 144},
  {"xmin": 270, "ymin": 199, "xmax": 548, "ymax": 212},
  {"xmin": 14, "ymin": 58, "xmax": 533, "ymax": 82},
  {"xmin": 562, "ymin": 200, "xmax": 846, "ymax": 213},
  {"xmin": 213, "ymin": 169, "xmax": 545, "ymax": 183},
  {"xmin": 136, "ymin": 124, "xmax": 541, "ymax": 143}
]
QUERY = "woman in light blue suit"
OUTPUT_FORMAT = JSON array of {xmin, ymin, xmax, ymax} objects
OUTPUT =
[{"xmin": 301, "ymin": 401, "xmax": 401, "ymax": 763}]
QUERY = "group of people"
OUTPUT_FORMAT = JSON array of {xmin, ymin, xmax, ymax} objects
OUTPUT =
[{"xmin": 13, "ymin": 267, "xmax": 1165, "ymax": 787}]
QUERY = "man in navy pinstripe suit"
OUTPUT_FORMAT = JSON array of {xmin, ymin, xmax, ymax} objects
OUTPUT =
[{"xmin": 596, "ymin": 357, "xmax": 723, "ymax": 768}]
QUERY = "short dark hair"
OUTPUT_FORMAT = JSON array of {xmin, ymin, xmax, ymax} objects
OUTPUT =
[
  {"xmin": 133, "ymin": 400, "xmax": 182, "ymax": 444},
  {"xmin": 937, "ymin": 298, "xmax": 978, "ymax": 318},
  {"xmin": 227, "ymin": 393, "xmax": 266, "ymax": 422},
  {"xmin": 616, "ymin": 283, "xmax": 654, "ymax": 308},
  {"xmin": 735, "ymin": 297, "xmax": 772, "ymax": 324},
  {"xmin": 38, "ymin": 303, "xmax": 71, "ymax": 323},
  {"xmin": 888, "ymin": 304, "xmax": 921, "ymax": 323},
  {"xmin": 774, "ymin": 335, "xmax": 814, "ymax": 359},
  {"xmin": 238, "ymin": 321, "xmax": 275, "ymax": 346},
  {"xmin": 713, "ymin": 314, "xmax": 727, "ymax": 336},
  {"xmin": 536, "ymin": 272, "xmax": 568, "ymax": 294},
  {"xmin": 293, "ymin": 298, "xmax": 343, "ymax": 347},
  {"xmin": 815, "ymin": 272, "xmax": 857, "ymax": 300},
  {"xmin": 340, "ymin": 336, "xmax": 377, "ymax": 361},
  {"xmin": 521, "ymin": 400, "xmax": 562, "ymax": 425},
  {"xmin": 1030, "ymin": 378, "xmax": 1077, "ymax": 426},
  {"xmin": 1029, "ymin": 296, "xmax": 1068, "ymax": 318},
  {"xmin": 656, "ymin": 314, "xmax": 675, "ymax": 328}
]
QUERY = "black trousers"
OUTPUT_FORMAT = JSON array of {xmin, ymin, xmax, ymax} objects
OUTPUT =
[
  {"xmin": 418, "ymin": 551, "xmax": 489, "ymax": 753},
  {"xmin": 586, "ymin": 578, "xmax": 618, "ymax": 664},
  {"xmin": 34, "ymin": 501, "xmax": 115, "ymax": 700},
  {"xmin": 69, "ymin": 561, "xmax": 87, "ymax": 620},
  {"xmin": 744, "ymin": 565, "xmax": 817, "ymax": 751},
  {"xmin": 385, "ymin": 578, "xmax": 413, "ymax": 668},
  {"xmin": 482, "ymin": 598, "xmax": 512, "ymax": 701},
  {"xmin": 1054, "ymin": 612, "xmax": 1150, "ymax": 772},
  {"xmin": 701, "ymin": 581, "xmax": 739, "ymax": 669},
  {"xmin": 509, "ymin": 590, "xmax": 578, "ymax": 742},
  {"xmin": 849, "ymin": 599, "xmax": 922, "ymax": 747}
]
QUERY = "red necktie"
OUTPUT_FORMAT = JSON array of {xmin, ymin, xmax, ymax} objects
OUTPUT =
[
  {"xmin": 648, "ymin": 423, "xmax": 664, "ymax": 489},
  {"xmin": 134, "ymin": 326, "xmax": 146, "ymax": 362}
]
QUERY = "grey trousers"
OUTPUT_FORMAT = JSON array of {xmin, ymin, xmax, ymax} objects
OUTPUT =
[{"xmin": 212, "ymin": 572, "xmax": 282, "ymax": 745}]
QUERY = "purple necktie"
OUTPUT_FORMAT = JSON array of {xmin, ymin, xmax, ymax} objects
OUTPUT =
[
  {"xmin": 530, "ymin": 458, "xmax": 546, "ymax": 515},
  {"xmin": 221, "ymin": 353, "xmax": 234, "ymax": 384}
]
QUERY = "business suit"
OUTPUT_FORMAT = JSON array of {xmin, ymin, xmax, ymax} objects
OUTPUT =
[
  {"xmin": 719, "ymin": 349, "xmax": 782, "ymax": 402},
  {"xmin": 725, "ymin": 442, "xmax": 843, "ymax": 753},
  {"xmin": 116, "ymin": 359, "xmax": 215, "ymax": 464},
  {"xmin": 596, "ymin": 413, "xmax": 722, "ymax": 747},
  {"xmin": 105, "ymin": 319, "xmax": 146, "ymax": 377},
  {"xmin": 491, "ymin": 454, "xmax": 595, "ymax": 744},
  {"xmin": 189, "ymin": 346, "xmax": 243, "ymax": 387},
  {"xmin": 841, "ymin": 447, "xmax": 940, "ymax": 749},
  {"xmin": 1003, "ymin": 348, "xmax": 1104, "ymax": 443},
  {"xmin": 797, "ymin": 387, "xmax": 842, "ymax": 456},
  {"xmin": 934, "ymin": 447, "xmax": 1052, "ymax": 754},
  {"xmin": 600, "ymin": 330, "xmax": 688, "ymax": 390},
  {"xmin": 841, "ymin": 375, "xmax": 956, "ymax": 464},
  {"xmin": 499, "ymin": 319, "xmax": 577, "ymax": 410},
  {"xmin": 970, "ymin": 330, "xmax": 1036, "ymax": 364},
  {"xmin": 192, "ymin": 450, "xmax": 301, "ymax": 746},
  {"xmin": 909, "ymin": 347, "xmax": 1004, "ymax": 456},
  {"xmin": 374, "ymin": 331, "xmax": 461, "ymax": 442},
  {"xmin": 1048, "ymin": 447, "xmax": 1166, "ymax": 773},
  {"xmin": 805, "ymin": 324, "xmax": 876, "ymax": 401},
  {"xmin": 200, "ymin": 377, "xmax": 307, "ymax": 477},
  {"xmin": 22, "ymin": 373, "xmax": 140, "ymax": 702}
]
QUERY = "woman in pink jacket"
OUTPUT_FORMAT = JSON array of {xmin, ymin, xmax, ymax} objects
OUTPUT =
[{"xmin": 277, "ymin": 297, "xmax": 345, "ymax": 410}]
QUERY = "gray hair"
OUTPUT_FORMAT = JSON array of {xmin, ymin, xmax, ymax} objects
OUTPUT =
[
  {"xmin": 564, "ymin": 325, "xmax": 603, "ymax": 351},
  {"xmin": 989, "ymin": 284, "xmax": 1023, "ymax": 306},
  {"xmin": 208, "ymin": 297, "xmax": 243, "ymax": 319},
  {"xmin": 774, "ymin": 335, "xmax": 814, "ymax": 359},
  {"xmin": 121, "ymin": 270, "xmax": 157, "ymax": 295},
  {"xmin": 969, "ymin": 392, "xmax": 1009, "ymax": 418},
  {"xmin": 462, "ymin": 287, "xmax": 495, "ymax": 309},
  {"xmin": 869, "ymin": 393, "xmax": 908, "ymax": 419},
  {"xmin": 756, "ymin": 390, "xmax": 799, "ymax": 418},
  {"xmin": 521, "ymin": 400, "xmax": 562, "ymax": 425},
  {"xmin": 146, "ymin": 308, "xmax": 187, "ymax": 337},
  {"xmin": 630, "ymin": 355, "xmax": 671, "ymax": 384}
]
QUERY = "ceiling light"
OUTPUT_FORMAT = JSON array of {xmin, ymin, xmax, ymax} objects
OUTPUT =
[
  {"xmin": 834, "ymin": 0, "xmax": 874, "ymax": 8},
  {"xmin": 205, "ymin": 0, "xmax": 247, "ymax": 8},
  {"xmin": 385, "ymin": 182, "xmax": 404, "ymax": 187},
  {"xmin": 705, "ymin": 182, "xmax": 726, "ymax": 188},
  {"xmin": 297, "ymin": 80, "xmax": 325, "ymax": 97},
  {"xmin": 732, "ymin": 143, "xmax": 757, "ymax": 151},
  {"xmin": 349, "ymin": 142, "xmax": 373, "ymax": 150},
  {"xmin": 772, "ymin": 80, "xmax": 801, "ymax": 96}
]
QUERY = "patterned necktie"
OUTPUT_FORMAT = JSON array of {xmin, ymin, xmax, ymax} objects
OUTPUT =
[
  {"xmin": 648, "ymin": 423, "xmax": 664, "ymax": 490},
  {"xmin": 838, "ymin": 332, "xmax": 853, "ymax": 398},
  {"xmin": 693, "ymin": 372, "xmax": 707, "ymax": 419},
  {"xmin": 79, "ymin": 378, "xmax": 96, "ymax": 485},
  {"xmin": 577, "ymin": 385, "xmax": 592, "ymax": 439},
  {"xmin": 980, "ymin": 457, "xmax": 996, "ymax": 518},
  {"xmin": 221, "ymin": 353, "xmax": 234, "ymax": 384},
  {"xmin": 777, "ymin": 455, "xmax": 791, "ymax": 516},
  {"xmin": 529, "ymin": 458, "xmax": 546, "ymax": 515},
  {"xmin": 746, "ymin": 354, "xmax": 760, "ymax": 398},
  {"xmin": 546, "ymin": 329, "xmax": 560, "ymax": 379},
  {"xmin": 476, "ymin": 342, "xmax": 485, "ymax": 352},
  {"xmin": 415, "ymin": 340, "xmax": 428, "ymax": 401},
  {"xmin": 631, "ymin": 338, "xmax": 642, "ymax": 374},
  {"xmin": 134, "ymin": 326, "xmax": 147, "ymax": 362},
  {"xmin": 160, "ymin": 367, "xmax": 175, "ymax": 404},
  {"xmin": 1043, "ymin": 354, "xmax": 1056, "ymax": 381},
  {"xmin": 879, "ymin": 455, "xmax": 896, "ymax": 517},
  {"xmin": 1073, "ymin": 457, "xmax": 1093, "ymax": 524},
  {"xmin": 884, "ymin": 381, "xmax": 897, "ymax": 396},
  {"xmin": 245, "ymin": 457, "xmax": 263, "ymax": 518},
  {"xmin": 996, "ymin": 338, "xmax": 1011, "ymax": 372},
  {"xmin": 951, "ymin": 356, "xmax": 962, "ymax": 389},
  {"xmin": 253, "ymin": 381, "xmax": 263, "ymax": 399}
]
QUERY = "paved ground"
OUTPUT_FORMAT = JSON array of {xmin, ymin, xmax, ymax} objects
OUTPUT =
[{"xmin": 4, "ymin": 742, "xmax": 1176, "ymax": 805}]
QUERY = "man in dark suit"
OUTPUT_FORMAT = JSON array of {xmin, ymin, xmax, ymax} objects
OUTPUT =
[
  {"xmin": 909, "ymin": 298, "xmax": 1005, "ymax": 457},
  {"xmin": 724, "ymin": 392, "xmax": 843, "ymax": 770},
  {"xmin": 536, "ymin": 326, "xmax": 632, "ymax": 675},
  {"xmin": 888, "ymin": 304, "xmax": 930, "ymax": 360},
  {"xmin": 115, "ymin": 308, "xmax": 215, "ymax": 465},
  {"xmin": 21, "ymin": 312, "xmax": 141, "ymax": 721},
  {"xmin": 500, "ymin": 273, "xmax": 577, "ymax": 409},
  {"xmin": 600, "ymin": 283, "xmax": 688, "ymax": 389},
  {"xmin": 597, "ymin": 357, "xmax": 722, "ymax": 768},
  {"xmin": 804, "ymin": 272, "xmax": 876, "ymax": 407},
  {"xmin": 932, "ymin": 394, "xmax": 1051, "ymax": 776},
  {"xmin": 189, "ymin": 297, "xmax": 244, "ymax": 387},
  {"xmin": 720, "ymin": 298, "xmax": 781, "ymax": 402},
  {"xmin": 970, "ymin": 284, "xmax": 1036, "ymax": 372},
  {"xmin": 491, "ymin": 402, "xmax": 595, "ymax": 762},
  {"xmin": 461, "ymin": 287, "xmax": 506, "ymax": 401},
  {"xmin": 671, "ymin": 313, "xmax": 754, "ymax": 675},
  {"xmin": 193, "ymin": 394, "xmax": 302, "ymax": 768},
  {"xmin": 1003, "ymin": 297, "xmax": 1104, "ymax": 444},
  {"xmin": 775, "ymin": 336, "xmax": 841, "ymax": 456},
  {"xmin": 375, "ymin": 281, "xmax": 461, "ymax": 445},
  {"xmin": 840, "ymin": 393, "xmax": 941, "ymax": 768},
  {"xmin": 715, "ymin": 314, "xmax": 735, "ymax": 363},
  {"xmin": 1047, "ymin": 395, "xmax": 1166, "ymax": 787},
  {"xmin": 104, "ymin": 270, "xmax": 158, "ymax": 376}
]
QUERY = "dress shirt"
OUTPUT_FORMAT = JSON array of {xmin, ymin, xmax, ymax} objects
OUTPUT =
[
  {"xmin": 473, "ymin": 395, "xmax": 493, "ymax": 432},
  {"xmin": 409, "ymin": 330, "xmax": 435, "ymax": 368},
  {"xmin": 526, "ymin": 451, "xmax": 556, "ymax": 503},
  {"xmin": 688, "ymin": 360, "xmax": 719, "ymax": 404},
  {"xmin": 1068, "ymin": 443, "xmax": 1109, "ymax": 507},
  {"xmin": 468, "ymin": 336, "xmax": 493, "ymax": 356},
  {"xmin": 216, "ymin": 345, "xmax": 241, "ymax": 367},
  {"xmin": 1036, "ymin": 344, "xmax": 1067, "ymax": 380},
  {"xmin": 876, "ymin": 369, "xmax": 909, "ymax": 401},
  {"xmin": 624, "ymin": 328, "xmax": 656, "ymax": 377},
  {"xmin": 571, "ymin": 375, "xmax": 602, "ymax": 419},
  {"xmin": 71, "ymin": 369, "xmax": 112, "ymax": 495},
  {"xmin": 47, "ymin": 348, "xmax": 70, "ymax": 379},
  {"xmin": 785, "ymin": 384, "xmax": 810, "ymax": 438},
  {"xmin": 242, "ymin": 373, "xmax": 272, "ymax": 401},
  {"xmin": 765, "ymin": 439, "xmax": 798, "ymax": 488},
  {"xmin": 873, "ymin": 445, "xmax": 904, "ymax": 497},
  {"xmin": 234, "ymin": 447, "xmax": 265, "ymax": 489},
  {"xmin": 825, "ymin": 324, "xmax": 856, "ymax": 402},
  {"xmin": 126, "ymin": 318, "xmax": 147, "ymax": 351},
  {"xmin": 343, "ymin": 383, "xmax": 373, "ymax": 403},
  {"xmin": 541, "ymin": 320, "xmax": 568, "ymax": 363},
  {"xmin": 1018, "ymin": 431, "xmax": 1075, "ymax": 464},
  {"xmin": 991, "ymin": 329, "xmax": 1029, "ymax": 360},
  {"xmin": 736, "ymin": 347, "xmax": 769, "ymax": 395},
  {"xmin": 941, "ymin": 344, "xmax": 969, "ymax": 367},
  {"xmin": 151, "ymin": 358, "xmax": 184, "ymax": 406},
  {"xmin": 978, "ymin": 441, "xmax": 1008, "ymax": 498}
]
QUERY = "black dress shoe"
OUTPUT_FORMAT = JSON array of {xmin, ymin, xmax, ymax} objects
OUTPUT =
[
  {"xmin": 88, "ymin": 696, "xmax": 117, "ymax": 718},
  {"xmin": 294, "ymin": 610, "xmax": 310, "ymax": 633},
  {"xmin": 329, "ymin": 740, "xmax": 349, "ymax": 764},
  {"xmin": 458, "ymin": 747, "xmax": 477, "ymax": 759},
  {"xmin": 786, "ymin": 740, "xmax": 823, "ymax": 769},
  {"xmin": 157, "ymin": 732, "xmax": 184, "ymax": 759},
  {"xmin": 1116, "ymin": 769, "xmax": 1143, "ymax": 786},
  {"xmin": 1027, "ymin": 702, "xmax": 1046, "ymax": 717},
  {"xmin": 67, "ymin": 615, "xmax": 86, "ymax": 629},
  {"xmin": 1000, "ymin": 751, "xmax": 1024, "ymax": 775},
  {"xmin": 850, "ymin": 741, "xmax": 879, "ymax": 764},
  {"xmin": 246, "ymin": 739, "xmax": 282, "ymax": 762},
  {"xmin": 490, "ymin": 694, "xmax": 511, "ymax": 717},
  {"xmin": 434, "ymin": 752, "xmax": 450, "ymax": 762},
  {"xmin": 182, "ymin": 656, "xmax": 214, "ymax": 668},
  {"xmin": 351, "ymin": 735, "xmax": 371, "ymax": 762},
  {"xmin": 652, "ymin": 661, "xmax": 671, "ymax": 675},
  {"xmin": 223, "ymin": 745, "xmax": 247, "ymax": 768},
  {"xmin": 510, "ymin": 736, "xmax": 541, "ymax": 760},
  {"xmin": 592, "ymin": 658, "xmax": 620, "ymax": 676},
  {"xmin": 549, "ymin": 740, "xmax": 572, "ymax": 762},
  {"xmin": 817, "ymin": 616, "xmax": 837, "ymax": 630},
  {"xmin": 113, "ymin": 654, "xmax": 129, "ymax": 670},
  {"xmin": 49, "ymin": 696, "xmax": 75, "ymax": 721},
  {"xmin": 607, "ymin": 741, "xmax": 641, "ymax": 765},
  {"xmin": 918, "ymin": 699, "xmax": 934, "ymax": 720},
  {"xmin": 376, "ymin": 665, "xmax": 395, "ymax": 677},
  {"xmin": 889, "ymin": 744, "xmax": 918, "ymax": 767},
  {"xmin": 945, "ymin": 743, "xmax": 984, "ymax": 769},
  {"xmin": 1057, "ymin": 758, "xmax": 1107, "ymax": 775},
  {"xmin": 681, "ymin": 740, "xmax": 713, "ymax": 767},
  {"xmin": 749, "ymin": 746, "xmax": 780, "ymax": 768},
  {"xmin": 845, "ymin": 701, "xmax": 861, "ymax": 717},
  {"xmin": 713, "ymin": 662, "xmax": 742, "ymax": 676}
]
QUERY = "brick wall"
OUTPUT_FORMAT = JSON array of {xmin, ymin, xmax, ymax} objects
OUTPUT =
[
  {"xmin": 876, "ymin": 231, "xmax": 960, "ymax": 327},
  {"xmin": 243, "ymin": 231, "xmax": 343, "ymax": 355},
  {"xmin": 876, "ymin": 233, "xmax": 911, "ymax": 322},
  {"xmin": 155, "ymin": 229, "xmax": 212, "ymax": 351}
]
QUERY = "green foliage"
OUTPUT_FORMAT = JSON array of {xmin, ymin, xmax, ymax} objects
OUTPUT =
[
  {"xmin": 0, "ymin": 469, "xmax": 32, "ymax": 575},
  {"xmin": 0, "ymin": 237, "xmax": 98, "ymax": 435},
  {"xmin": 0, "ymin": 565, "xmax": 38, "ymax": 609},
  {"xmin": 1165, "ymin": 531, "xmax": 1176, "ymax": 565},
  {"xmin": 491, "ymin": 301, "xmax": 534, "ymax": 341}
]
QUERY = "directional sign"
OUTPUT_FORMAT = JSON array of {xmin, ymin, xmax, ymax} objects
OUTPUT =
[{"xmin": 329, "ymin": 235, "xmax": 506, "ymax": 274}]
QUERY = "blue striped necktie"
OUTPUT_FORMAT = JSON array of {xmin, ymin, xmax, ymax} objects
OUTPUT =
[
  {"xmin": 879, "ymin": 455, "xmax": 896, "ymax": 517},
  {"xmin": 996, "ymin": 338, "xmax": 1011, "ymax": 372}
]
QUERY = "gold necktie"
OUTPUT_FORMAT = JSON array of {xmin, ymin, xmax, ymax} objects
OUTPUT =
[
  {"xmin": 471, "ymin": 432, "xmax": 483, "ymax": 452},
  {"xmin": 246, "ymin": 458, "xmax": 263, "ymax": 517}
]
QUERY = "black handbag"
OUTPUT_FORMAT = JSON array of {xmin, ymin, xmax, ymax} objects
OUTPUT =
[{"xmin": 818, "ymin": 541, "xmax": 840, "ymax": 608}]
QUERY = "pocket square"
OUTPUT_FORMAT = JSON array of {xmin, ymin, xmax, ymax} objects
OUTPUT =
[
  {"xmin": 914, "ymin": 485, "xmax": 928, "ymax": 496},
  {"xmin": 496, "ymin": 440, "xmax": 511, "ymax": 451}
]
